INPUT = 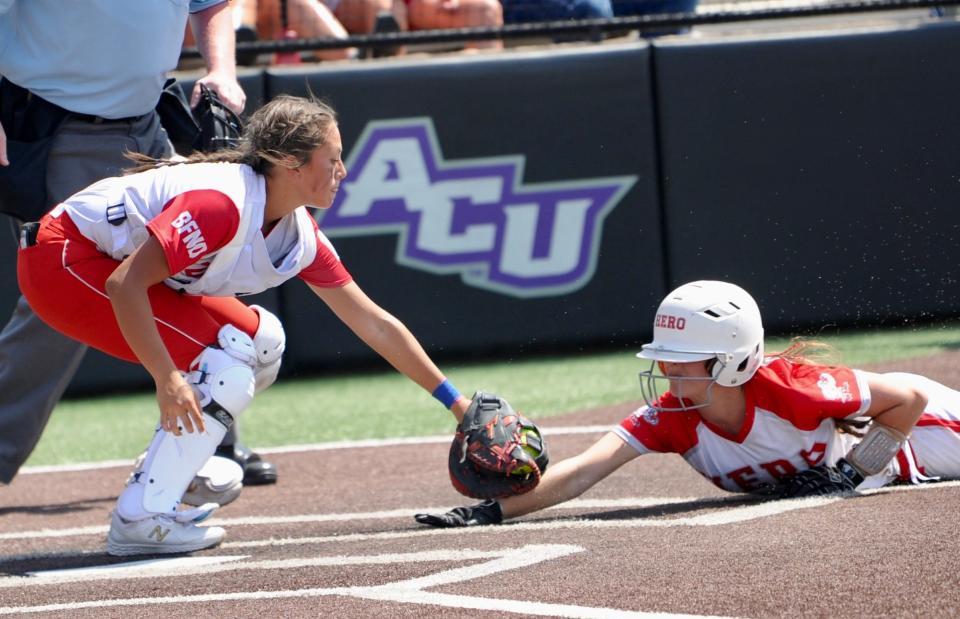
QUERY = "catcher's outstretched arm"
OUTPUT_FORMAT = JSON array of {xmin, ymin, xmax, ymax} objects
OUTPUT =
[
  {"xmin": 499, "ymin": 432, "xmax": 639, "ymax": 519},
  {"xmin": 310, "ymin": 282, "xmax": 470, "ymax": 420}
]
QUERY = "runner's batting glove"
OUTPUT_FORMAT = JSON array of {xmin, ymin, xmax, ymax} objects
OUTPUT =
[
  {"xmin": 777, "ymin": 458, "xmax": 864, "ymax": 498},
  {"xmin": 414, "ymin": 499, "xmax": 504, "ymax": 527}
]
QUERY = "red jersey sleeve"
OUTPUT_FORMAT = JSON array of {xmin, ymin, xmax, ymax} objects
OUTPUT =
[
  {"xmin": 747, "ymin": 358, "xmax": 870, "ymax": 430},
  {"xmin": 617, "ymin": 396, "xmax": 702, "ymax": 455},
  {"xmin": 298, "ymin": 218, "xmax": 353, "ymax": 288},
  {"xmin": 147, "ymin": 189, "xmax": 240, "ymax": 276}
]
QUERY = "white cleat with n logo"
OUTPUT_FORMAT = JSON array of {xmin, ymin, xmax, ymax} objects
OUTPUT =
[{"xmin": 106, "ymin": 510, "xmax": 225, "ymax": 557}]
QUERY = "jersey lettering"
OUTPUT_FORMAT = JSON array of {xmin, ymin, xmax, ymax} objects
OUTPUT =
[
  {"xmin": 726, "ymin": 465, "xmax": 760, "ymax": 491},
  {"xmin": 758, "ymin": 459, "xmax": 798, "ymax": 481},
  {"xmin": 170, "ymin": 211, "xmax": 208, "ymax": 259},
  {"xmin": 800, "ymin": 442, "xmax": 827, "ymax": 466},
  {"xmin": 655, "ymin": 314, "xmax": 686, "ymax": 330},
  {"xmin": 720, "ymin": 459, "xmax": 800, "ymax": 490}
]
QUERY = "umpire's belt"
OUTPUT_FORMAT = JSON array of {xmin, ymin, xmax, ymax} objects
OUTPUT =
[
  {"xmin": 18, "ymin": 221, "xmax": 40, "ymax": 249},
  {"xmin": 70, "ymin": 112, "xmax": 151, "ymax": 125}
]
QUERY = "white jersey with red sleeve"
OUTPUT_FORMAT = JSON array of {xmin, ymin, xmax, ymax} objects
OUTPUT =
[
  {"xmin": 881, "ymin": 372, "xmax": 960, "ymax": 485},
  {"xmin": 53, "ymin": 162, "xmax": 352, "ymax": 297},
  {"xmin": 296, "ymin": 216, "xmax": 353, "ymax": 289},
  {"xmin": 613, "ymin": 357, "xmax": 871, "ymax": 493}
]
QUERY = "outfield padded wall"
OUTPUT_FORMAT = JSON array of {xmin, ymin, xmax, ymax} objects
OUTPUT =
[{"xmin": 654, "ymin": 21, "xmax": 960, "ymax": 330}]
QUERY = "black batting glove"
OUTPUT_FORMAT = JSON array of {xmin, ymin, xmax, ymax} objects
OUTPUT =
[
  {"xmin": 414, "ymin": 499, "xmax": 504, "ymax": 527},
  {"xmin": 777, "ymin": 457, "xmax": 865, "ymax": 499}
]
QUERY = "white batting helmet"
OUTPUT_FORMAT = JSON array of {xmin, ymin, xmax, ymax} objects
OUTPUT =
[{"xmin": 638, "ymin": 280, "xmax": 764, "ymax": 394}]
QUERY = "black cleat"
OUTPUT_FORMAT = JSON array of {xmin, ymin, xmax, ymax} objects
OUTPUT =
[{"xmin": 216, "ymin": 443, "xmax": 278, "ymax": 485}]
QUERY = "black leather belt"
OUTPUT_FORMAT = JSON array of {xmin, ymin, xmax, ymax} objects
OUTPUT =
[
  {"xmin": 18, "ymin": 221, "xmax": 40, "ymax": 249},
  {"xmin": 70, "ymin": 112, "xmax": 150, "ymax": 124}
]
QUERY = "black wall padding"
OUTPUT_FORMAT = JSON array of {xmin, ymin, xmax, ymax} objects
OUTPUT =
[{"xmin": 653, "ymin": 21, "xmax": 960, "ymax": 330}]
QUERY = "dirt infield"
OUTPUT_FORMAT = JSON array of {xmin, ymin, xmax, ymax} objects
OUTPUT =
[{"xmin": 1, "ymin": 352, "xmax": 959, "ymax": 618}]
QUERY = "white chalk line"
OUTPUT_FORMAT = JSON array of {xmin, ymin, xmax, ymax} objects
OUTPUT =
[
  {"xmin": 0, "ymin": 494, "xmax": 821, "ymax": 569},
  {"xmin": 0, "ymin": 544, "xmax": 735, "ymax": 619},
  {"xmin": 4, "ymin": 480, "xmax": 958, "ymax": 548},
  {"xmin": 0, "ymin": 549, "xmax": 507, "ymax": 588},
  {"xmin": 23, "ymin": 555, "xmax": 249, "ymax": 582},
  {"xmin": 225, "ymin": 494, "xmax": 837, "ymax": 550},
  {"xmin": 0, "ymin": 495, "xmax": 743, "ymax": 541},
  {"xmin": 18, "ymin": 425, "xmax": 613, "ymax": 475}
]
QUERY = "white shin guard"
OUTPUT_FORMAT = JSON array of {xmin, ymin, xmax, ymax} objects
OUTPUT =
[
  {"xmin": 118, "ymin": 326, "xmax": 257, "ymax": 521},
  {"xmin": 118, "ymin": 417, "xmax": 230, "ymax": 520}
]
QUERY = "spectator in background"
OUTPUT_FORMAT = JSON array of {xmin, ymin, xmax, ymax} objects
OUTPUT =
[
  {"xmin": 613, "ymin": 0, "xmax": 696, "ymax": 15},
  {"xmin": 211, "ymin": 0, "xmax": 503, "ymax": 60},
  {"xmin": 399, "ymin": 0, "xmax": 505, "ymax": 51},
  {"xmin": 0, "ymin": 0, "xmax": 277, "ymax": 489},
  {"xmin": 613, "ymin": 0, "xmax": 698, "ymax": 36},
  {"xmin": 184, "ymin": 0, "xmax": 354, "ymax": 64},
  {"xmin": 501, "ymin": 0, "xmax": 613, "ymax": 24},
  {"xmin": 499, "ymin": 0, "xmax": 699, "ymax": 36},
  {"xmin": 226, "ymin": 0, "xmax": 359, "ymax": 62}
]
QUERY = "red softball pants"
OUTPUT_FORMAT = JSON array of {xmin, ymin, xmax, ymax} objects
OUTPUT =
[{"xmin": 17, "ymin": 213, "xmax": 259, "ymax": 371}]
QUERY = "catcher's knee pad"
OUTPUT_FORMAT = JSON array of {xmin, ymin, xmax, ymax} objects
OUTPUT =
[
  {"xmin": 189, "ymin": 324, "xmax": 258, "ymax": 425},
  {"xmin": 249, "ymin": 305, "xmax": 285, "ymax": 393}
]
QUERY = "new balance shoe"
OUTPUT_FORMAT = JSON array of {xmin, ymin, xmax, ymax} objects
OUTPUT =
[{"xmin": 106, "ymin": 510, "xmax": 225, "ymax": 557}]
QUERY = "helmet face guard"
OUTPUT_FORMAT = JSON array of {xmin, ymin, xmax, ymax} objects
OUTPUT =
[{"xmin": 637, "ymin": 358, "xmax": 720, "ymax": 412}]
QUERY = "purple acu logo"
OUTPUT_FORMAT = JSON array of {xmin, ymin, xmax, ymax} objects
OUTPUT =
[{"xmin": 318, "ymin": 118, "xmax": 637, "ymax": 298}]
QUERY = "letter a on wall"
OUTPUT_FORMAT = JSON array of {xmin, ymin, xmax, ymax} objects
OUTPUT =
[{"xmin": 317, "ymin": 118, "xmax": 637, "ymax": 298}]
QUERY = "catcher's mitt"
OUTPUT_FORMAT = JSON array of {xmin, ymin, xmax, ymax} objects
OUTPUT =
[{"xmin": 448, "ymin": 392, "xmax": 549, "ymax": 500}]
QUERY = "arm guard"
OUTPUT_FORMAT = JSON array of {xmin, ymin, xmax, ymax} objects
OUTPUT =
[{"xmin": 846, "ymin": 423, "xmax": 907, "ymax": 476}]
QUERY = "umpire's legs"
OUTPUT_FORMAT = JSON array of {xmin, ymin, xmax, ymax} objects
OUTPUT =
[
  {"xmin": 0, "ymin": 297, "xmax": 87, "ymax": 483},
  {"xmin": 0, "ymin": 113, "xmax": 170, "ymax": 484}
]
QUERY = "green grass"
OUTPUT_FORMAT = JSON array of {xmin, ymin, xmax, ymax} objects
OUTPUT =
[{"xmin": 26, "ymin": 320, "xmax": 960, "ymax": 467}]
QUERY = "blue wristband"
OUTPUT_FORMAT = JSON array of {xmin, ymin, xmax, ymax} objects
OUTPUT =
[{"xmin": 432, "ymin": 379, "xmax": 461, "ymax": 410}]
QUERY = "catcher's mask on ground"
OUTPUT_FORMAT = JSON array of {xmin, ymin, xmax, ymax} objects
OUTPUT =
[{"xmin": 636, "ymin": 280, "xmax": 765, "ymax": 412}]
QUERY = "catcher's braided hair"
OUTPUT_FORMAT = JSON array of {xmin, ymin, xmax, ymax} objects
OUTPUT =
[{"xmin": 125, "ymin": 95, "xmax": 338, "ymax": 175}]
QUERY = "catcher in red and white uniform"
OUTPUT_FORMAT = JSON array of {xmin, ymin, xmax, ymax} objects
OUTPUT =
[
  {"xmin": 416, "ymin": 280, "xmax": 960, "ymax": 527},
  {"xmin": 18, "ymin": 95, "xmax": 474, "ymax": 555}
]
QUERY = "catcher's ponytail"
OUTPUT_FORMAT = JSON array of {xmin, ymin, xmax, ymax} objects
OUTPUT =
[{"xmin": 125, "ymin": 95, "xmax": 338, "ymax": 176}]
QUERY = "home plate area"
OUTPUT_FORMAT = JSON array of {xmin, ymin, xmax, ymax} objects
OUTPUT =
[{"xmin": 1, "ymin": 426, "xmax": 959, "ymax": 617}]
